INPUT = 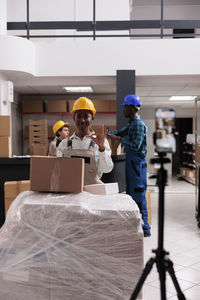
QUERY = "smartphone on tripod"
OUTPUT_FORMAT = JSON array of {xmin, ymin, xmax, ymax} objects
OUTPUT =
[{"xmin": 154, "ymin": 108, "xmax": 176, "ymax": 153}]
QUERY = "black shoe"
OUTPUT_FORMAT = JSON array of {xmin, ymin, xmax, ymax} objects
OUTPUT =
[{"xmin": 144, "ymin": 232, "xmax": 151, "ymax": 237}]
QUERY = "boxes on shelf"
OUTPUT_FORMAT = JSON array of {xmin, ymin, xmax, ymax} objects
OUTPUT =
[
  {"xmin": 186, "ymin": 169, "xmax": 195, "ymax": 180},
  {"xmin": 110, "ymin": 100, "xmax": 116, "ymax": 112},
  {"xmin": 179, "ymin": 167, "xmax": 189, "ymax": 177},
  {"xmin": 30, "ymin": 156, "xmax": 84, "ymax": 193},
  {"xmin": 23, "ymin": 100, "xmax": 43, "ymax": 113},
  {"xmin": 0, "ymin": 137, "xmax": 11, "ymax": 157},
  {"xmin": 46, "ymin": 100, "xmax": 67, "ymax": 113},
  {"xmin": 4, "ymin": 180, "xmax": 30, "ymax": 215},
  {"xmin": 0, "ymin": 115, "xmax": 10, "ymax": 137},
  {"xmin": 93, "ymin": 100, "xmax": 110, "ymax": 112}
]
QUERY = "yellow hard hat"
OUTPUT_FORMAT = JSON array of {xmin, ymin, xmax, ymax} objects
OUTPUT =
[
  {"xmin": 53, "ymin": 120, "xmax": 69, "ymax": 135},
  {"xmin": 71, "ymin": 97, "xmax": 96, "ymax": 115}
]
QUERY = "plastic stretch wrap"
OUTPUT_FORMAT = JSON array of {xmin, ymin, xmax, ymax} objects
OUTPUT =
[{"xmin": 0, "ymin": 191, "xmax": 144, "ymax": 300}]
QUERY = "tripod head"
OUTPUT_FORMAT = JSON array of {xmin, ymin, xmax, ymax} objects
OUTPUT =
[
  {"xmin": 150, "ymin": 152, "xmax": 171, "ymax": 165},
  {"xmin": 150, "ymin": 152, "xmax": 171, "ymax": 186}
]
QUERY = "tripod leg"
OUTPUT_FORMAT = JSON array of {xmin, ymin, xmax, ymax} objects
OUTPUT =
[
  {"xmin": 166, "ymin": 259, "xmax": 186, "ymax": 300},
  {"xmin": 156, "ymin": 259, "xmax": 167, "ymax": 300},
  {"xmin": 130, "ymin": 257, "xmax": 155, "ymax": 300}
]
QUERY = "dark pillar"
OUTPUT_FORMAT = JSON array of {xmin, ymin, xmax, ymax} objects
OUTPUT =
[{"xmin": 116, "ymin": 70, "xmax": 135, "ymax": 129}]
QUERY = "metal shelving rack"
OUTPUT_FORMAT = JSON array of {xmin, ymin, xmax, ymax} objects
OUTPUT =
[{"xmin": 195, "ymin": 99, "xmax": 200, "ymax": 228}]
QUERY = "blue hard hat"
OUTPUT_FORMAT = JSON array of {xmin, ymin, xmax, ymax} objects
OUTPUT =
[{"xmin": 121, "ymin": 94, "xmax": 141, "ymax": 106}]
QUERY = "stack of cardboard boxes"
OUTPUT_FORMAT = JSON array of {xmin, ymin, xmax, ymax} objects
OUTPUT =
[
  {"xmin": 29, "ymin": 120, "xmax": 48, "ymax": 155},
  {"xmin": 4, "ymin": 180, "xmax": 30, "ymax": 215},
  {"xmin": 0, "ymin": 116, "xmax": 11, "ymax": 157}
]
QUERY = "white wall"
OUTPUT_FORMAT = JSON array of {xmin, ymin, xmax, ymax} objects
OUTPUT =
[
  {"xmin": 34, "ymin": 38, "xmax": 200, "ymax": 77},
  {"xmin": 0, "ymin": 35, "xmax": 35, "ymax": 74},
  {"xmin": 0, "ymin": 0, "xmax": 7, "ymax": 34}
]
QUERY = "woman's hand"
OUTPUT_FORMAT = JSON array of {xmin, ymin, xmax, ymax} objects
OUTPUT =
[{"xmin": 90, "ymin": 124, "xmax": 106, "ymax": 152}]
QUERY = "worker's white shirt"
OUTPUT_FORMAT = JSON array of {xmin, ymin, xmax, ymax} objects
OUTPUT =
[{"xmin": 57, "ymin": 132, "xmax": 114, "ymax": 178}]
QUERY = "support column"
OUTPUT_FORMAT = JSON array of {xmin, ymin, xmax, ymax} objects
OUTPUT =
[
  {"xmin": 0, "ymin": 0, "xmax": 7, "ymax": 35},
  {"xmin": 116, "ymin": 70, "xmax": 135, "ymax": 129}
]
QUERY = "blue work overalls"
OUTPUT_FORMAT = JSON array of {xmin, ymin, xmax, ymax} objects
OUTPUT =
[{"xmin": 125, "ymin": 147, "xmax": 151, "ymax": 234}]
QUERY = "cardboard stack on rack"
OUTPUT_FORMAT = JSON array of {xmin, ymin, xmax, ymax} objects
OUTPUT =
[
  {"xmin": 46, "ymin": 100, "xmax": 67, "ymax": 112},
  {"xmin": 23, "ymin": 100, "xmax": 43, "ymax": 113},
  {"xmin": 29, "ymin": 119, "xmax": 48, "ymax": 156},
  {"xmin": 0, "ymin": 115, "xmax": 11, "ymax": 157}
]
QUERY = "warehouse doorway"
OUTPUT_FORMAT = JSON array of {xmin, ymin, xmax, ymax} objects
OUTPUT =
[{"xmin": 172, "ymin": 118, "xmax": 193, "ymax": 175}]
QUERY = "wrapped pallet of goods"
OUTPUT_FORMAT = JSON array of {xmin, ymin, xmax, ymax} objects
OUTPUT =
[{"xmin": 0, "ymin": 158, "xmax": 144, "ymax": 299}]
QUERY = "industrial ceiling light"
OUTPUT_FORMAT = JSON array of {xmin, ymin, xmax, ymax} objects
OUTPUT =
[
  {"xmin": 63, "ymin": 86, "xmax": 93, "ymax": 93},
  {"xmin": 169, "ymin": 96, "xmax": 197, "ymax": 101}
]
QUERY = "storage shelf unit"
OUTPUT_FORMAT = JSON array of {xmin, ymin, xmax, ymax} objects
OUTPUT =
[{"xmin": 21, "ymin": 112, "xmax": 116, "ymax": 115}]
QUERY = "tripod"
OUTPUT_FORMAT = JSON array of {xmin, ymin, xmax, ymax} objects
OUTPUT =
[{"xmin": 130, "ymin": 153, "xmax": 186, "ymax": 300}]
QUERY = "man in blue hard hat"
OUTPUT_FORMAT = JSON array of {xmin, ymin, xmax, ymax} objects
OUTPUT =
[{"xmin": 107, "ymin": 94, "xmax": 151, "ymax": 237}]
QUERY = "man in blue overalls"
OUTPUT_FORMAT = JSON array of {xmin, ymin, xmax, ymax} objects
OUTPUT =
[{"xmin": 107, "ymin": 94, "xmax": 151, "ymax": 237}]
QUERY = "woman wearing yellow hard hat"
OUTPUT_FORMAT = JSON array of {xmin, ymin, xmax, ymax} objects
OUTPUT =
[
  {"xmin": 57, "ymin": 97, "xmax": 113, "ymax": 185},
  {"xmin": 48, "ymin": 120, "xmax": 69, "ymax": 156}
]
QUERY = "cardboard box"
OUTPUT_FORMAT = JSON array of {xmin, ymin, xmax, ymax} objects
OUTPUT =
[
  {"xmin": 0, "ymin": 115, "xmax": 10, "ymax": 137},
  {"xmin": 108, "ymin": 138, "xmax": 121, "ymax": 156},
  {"xmin": 4, "ymin": 180, "xmax": 30, "ymax": 215},
  {"xmin": 29, "ymin": 143, "xmax": 48, "ymax": 156},
  {"xmin": 179, "ymin": 167, "xmax": 188, "ymax": 176},
  {"xmin": 93, "ymin": 100, "xmax": 110, "ymax": 112},
  {"xmin": 47, "ymin": 100, "xmax": 67, "ymax": 113},
  {"xmin": 48, "ymin": 126, "xmax": 54, "ymax": 138},
  {"xmin": 186, "ymin": 169, "xmax": 195, "ymax": 179},
  {"xmin": 110, "ymin": 100, "xmax": 116, "ymax": 112},
  {"xmin": 29, "ymin": 135, "xmax": 48, "ymax": 144},
  {"xmin": 30, "ymin": 156, "xmax": 84, "ymax": 193},
  {"xmin": 23, "ymin": 101, "xmax": 43, "ymax": 113},
  {"xmin": 0, "ymin": 137, "xmax": 11, "ymax": 157},
  {"xmin": 146, "ymin": 190, "xmax": 151, "ymax": 225},
  {"xmin": 29, "ymin": 119, "xmax": 48, "ymax": 127},
  {"xmin": 68, "ymin": 100, "xmax": 75, "ymax": 112},
  {"xmin": 83, "ymin": 183, "xmax": 119, "ymax": 195},
  {"xmin": 29, "ymin": 120, "xmax": 48, "ymax": 154}
]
